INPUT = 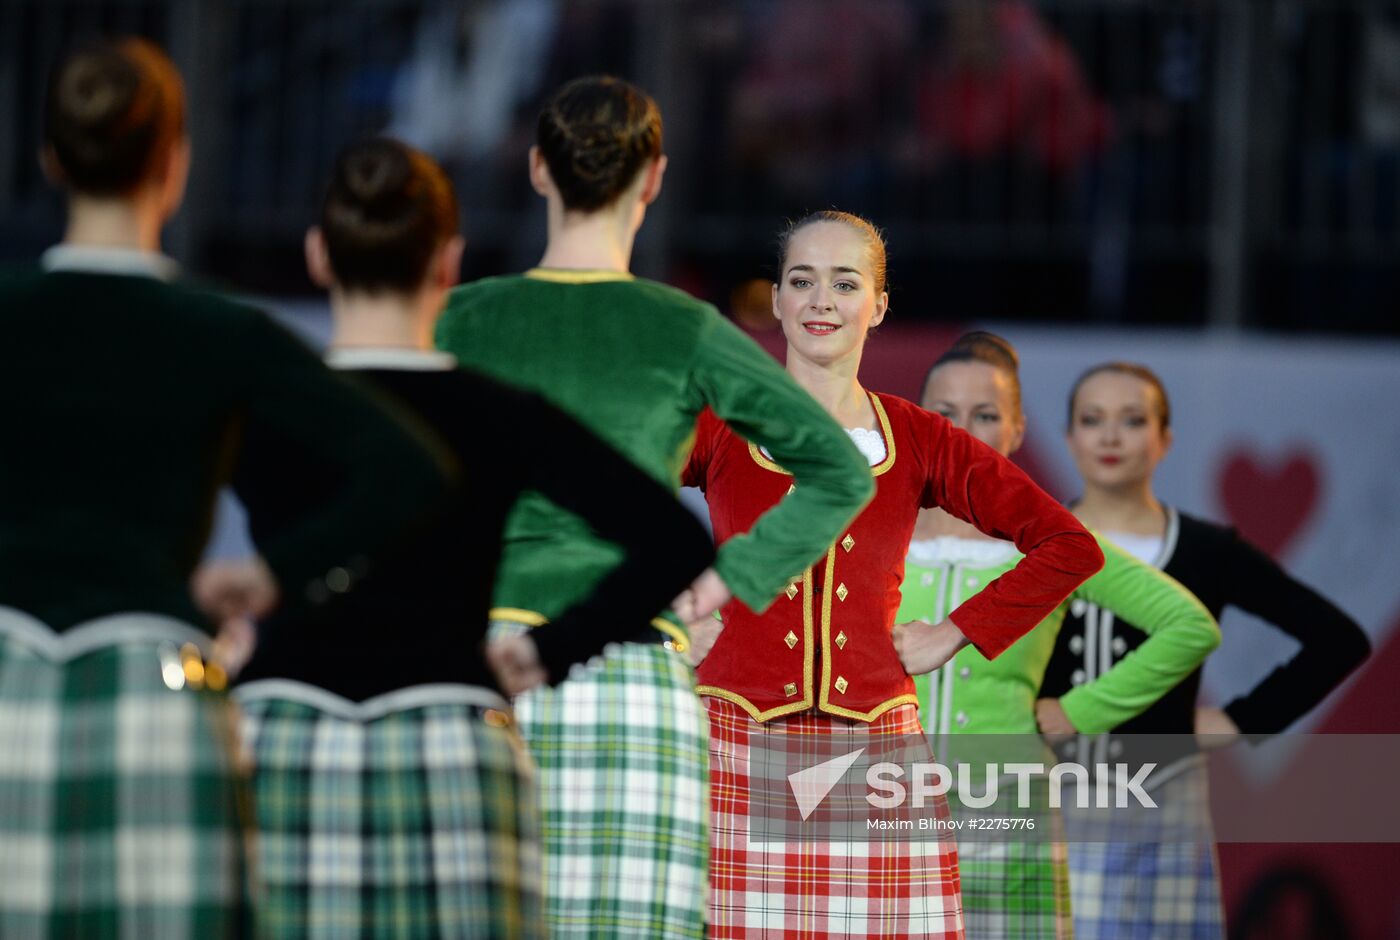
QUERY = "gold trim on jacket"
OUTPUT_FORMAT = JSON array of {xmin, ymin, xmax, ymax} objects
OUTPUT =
[{"xmin": 488, "ymin": 606, "xmax": 689, "ymax": 653}]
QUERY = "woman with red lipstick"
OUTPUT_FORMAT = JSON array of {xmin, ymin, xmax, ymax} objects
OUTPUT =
[
  {"xmin": 1038, "ymin": 362, "xmax": 1371, "ymax": 940},
  {"xmin": 682, "ymin": 211, "xmax": 1105, "ymax": 938}
]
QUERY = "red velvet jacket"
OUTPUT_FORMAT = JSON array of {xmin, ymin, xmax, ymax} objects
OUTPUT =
[{"xmin": 684, "ymin": 391, "xmax": 1103, "ymax": 723}]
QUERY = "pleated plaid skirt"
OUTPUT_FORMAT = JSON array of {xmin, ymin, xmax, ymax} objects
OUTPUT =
[
  {"xmin": 1061, "ymin": 757, "xmax": 1224, "ymax": 940},
  {"xmin": 236, "ymin": 682, "xmax": 543, "ymax": 940},
  {"xmin": 0, "ymin": 608, "xmax": 248, "ymax": 940},
  {"xmin": 957, "ymin": 841, "xmax": 1072, "ymax": 939},
  {"xmin": 494, "ymin": 624, "xmax": 710, "ymax": 940},
  {"xmin": 706, "ymin": 698, "xmax": 965, "ymax": 939}
]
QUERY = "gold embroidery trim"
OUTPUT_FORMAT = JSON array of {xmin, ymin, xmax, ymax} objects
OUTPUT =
[
  {"xmin": 697, "ymin": 562, "xmax": 815, "ymax": 722},
  {"xmin": 523, "ymin": 267, "xmax": 635, "ymax": 284}
]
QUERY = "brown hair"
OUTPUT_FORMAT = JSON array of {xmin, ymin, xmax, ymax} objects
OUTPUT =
[
  {"xmin": 921, "ymin": 330, "xmax": 1023, "ymax": 415},
  {"xmin": 537, "ymin": 76, "xmax": 663, "ymax": 212},
  {"xmin": 777, "ymin": 210, "xmax": 888, "ymax": 294},
  {"xmin": 44, "ymin": 37, "xmax": 185, "ymax": 195},
  {"xmin": 1067, "ymin": 362, "xmax": 1172, "ymax": 429},
  {"xmin": 319, "ymin": 137, "xmax": 459, "ymax": 293}
]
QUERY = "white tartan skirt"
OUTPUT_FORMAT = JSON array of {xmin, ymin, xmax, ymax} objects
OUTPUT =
[
  {"xmin": 0, "ymin": 607, "xmax": 248, "ymax": 940},
  {"xmin": 235, "ymin": 680, "xmax": 543, "ymax": 940},
  {"xmin": 492, "ymin": 621, "xmax": 711, "ymax": 940}
]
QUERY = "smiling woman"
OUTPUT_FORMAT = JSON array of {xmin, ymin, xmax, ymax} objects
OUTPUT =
[
  {"xmin": 773, "ymin": 210, "xmax": 889, "ymax": 375},
  {"xmin": 683, "ymin": 211, "xmax": 1105, "ymax": 938}
]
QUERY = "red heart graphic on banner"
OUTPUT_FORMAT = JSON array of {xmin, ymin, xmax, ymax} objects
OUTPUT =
[{"xmin": 1217, "ymin": 449, "xmax": 1321, "ymax": 558}]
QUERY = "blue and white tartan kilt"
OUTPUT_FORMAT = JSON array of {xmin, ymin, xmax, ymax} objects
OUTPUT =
[
  {"xmin": 491, "ymin": 621, "xmax": 710, "ymax": 940},
  {"xmin": 1061, "ymin": 757, "xmax": 1224, "ymax": 940},
  {"xmin": 0, "ymin": 607, "xmax": 248, "ymax": 940},
  {"xmin": 236, "ymin": 682, "xmax": 543, "ymax": 940}
]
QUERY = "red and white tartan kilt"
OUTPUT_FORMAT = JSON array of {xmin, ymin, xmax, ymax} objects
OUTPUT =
[{"xmin": 706, "ymin": 697, "xmax": 964, "ymax": 939}]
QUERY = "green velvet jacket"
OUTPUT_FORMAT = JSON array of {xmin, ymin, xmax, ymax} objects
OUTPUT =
[
  {"xmin": 436, "ymin": 269, "xmax": 874, "ymax": 627},
  {"xmin": 898, "ymin": 532, "xmax": 1219, "ymax": 735}
]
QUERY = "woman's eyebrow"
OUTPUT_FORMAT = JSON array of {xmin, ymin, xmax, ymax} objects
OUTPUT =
[{"xmin": 785, "ymin": 263, "xmax": 864, "ymax": 277}]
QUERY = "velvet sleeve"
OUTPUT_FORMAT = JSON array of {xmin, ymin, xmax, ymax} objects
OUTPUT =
[
  {"xmin": 921, "ymin": 412, "xmax": 1104, "ymax": 658},
  {"xmin": 1059, "ymin": 535, "xmax": 1221, "ymax": 733},
  {"xmin": 506, "ymin": 390, "xmax": 715, "ymax": 683},
  {"xmin": 688, "ymin": 316, "xmax": 874, "ymax": 613},
  {"xmin": 1215, "ymin": 530, "xmax": 1370, "ymax": 734}
]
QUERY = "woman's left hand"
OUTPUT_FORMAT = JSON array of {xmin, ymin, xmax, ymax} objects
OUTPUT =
[
  {"xmin": 683, "ymin": 615, "xmax": 724, "ymax": 668},
  {"xmin": 891, "ymin": 618, "xmax": 970, "ymax": 675}
]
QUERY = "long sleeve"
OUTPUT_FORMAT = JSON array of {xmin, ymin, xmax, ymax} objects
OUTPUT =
[
  {"xmin": 1215, "ymin": 531, "xmax": 1370, "ymax": 734},
  {"xmin": 1058, "ymin": 536, "xmax": 1221, "ymax": 734},
  {"xmin": 687, "ymin": 317, "xmax": 874, "ymax": 613},
  {"xmin": 511, "ymin": 390, "xmax": 715, "ymax": 683},
  {"xmin": 234, "ymin": 314, "xmax": 452, "ymax": 604},
  {"xmin": 922, "ymin": 415, "xmax": 1104, "ymax": 659}
]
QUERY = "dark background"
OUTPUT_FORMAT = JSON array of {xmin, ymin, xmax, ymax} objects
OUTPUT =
[{"xmin": 3, "ymin": 0, "xmax": 1400, "ymax": 335}]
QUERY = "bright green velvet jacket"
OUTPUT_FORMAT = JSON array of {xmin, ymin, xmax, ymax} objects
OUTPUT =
[
  {"xmin": 898, "ymin": 532, "xmax": 1219, "ymax": 735},
  {"xmin": 436, "ymin": 269, "xmax": 874, "ymax": 626}
]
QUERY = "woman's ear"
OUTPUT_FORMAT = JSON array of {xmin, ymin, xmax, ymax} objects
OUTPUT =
[
  {"xmin": 639, "ymin": 154, "xmax": 668, "ymax": 205},
  {"xmin": 304, "ymin": 227, "xmax": 334, "ymax": 288},
  {"xmin": 528, "ymin": 146, "xmax": 554, "ymax": 198},
  {"xmin": 38, "ymin": 145, "xmax": 67, "ymax": 187},
  {"xmin": 435, "ymin": 235, "xmax": 466, "ymax": 290},
  {"xmin": 1009, "ymin": 413, "xmax": 1028, "ymax": 455},
  {"xmin": 870, "ymin": 291, "xmax": 889, "ymax": 330},
  {"xmin": 157, "ymin": 136, "xmax": 192, "ymax": 220}
]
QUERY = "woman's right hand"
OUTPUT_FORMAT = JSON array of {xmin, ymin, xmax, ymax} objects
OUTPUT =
[
  {"xmin": 191, "ymin": 556, "xmax": 279, "ymax": 625},
  {"xmin": 672, "ymin": 567, "xmax": 732, "ymax": 625},
  {"xmin": 486, "ymin": 633, "xmax": 549, "ymax": 697}
]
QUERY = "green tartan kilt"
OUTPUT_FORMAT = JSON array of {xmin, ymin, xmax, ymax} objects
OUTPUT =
[
  {"xmin": 237, "ymin": 691, "xmax": 543, "ymax": 940},
  {"xmin": 491, "ymin": 623, "xmax": 710, "ymax": 940},
  {"xmin": 956, "ymin": 832, "xmax": 1072, "ymax": 939},
  {"xmin": 0, "ymin": 612, "xmax": 248, "ymax": 940}
]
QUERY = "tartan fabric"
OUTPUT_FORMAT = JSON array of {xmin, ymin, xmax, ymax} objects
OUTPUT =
[
  {"xmin": 0, "ymin": 627, "xmax": 247, "ymax": 940},
  {"xmin": 938, "ymin": 744, "xmax": 1072, "ymax": 940},
  {"xmin": 496, "ymin": 624, "xmax": 711, "ymax": 940},
  {"xmin": 1062, "ymin": 759, "xmax": 1224, "ymax": 940},
  {"xmin": 237, "ymin": 695, "xmax": 542, "ymax": 940},
  {"xmin": 956, "ymin": 827, "xmax": 1071, "ymax": 939},
  {"xmin": 706, "ymin": 698, "xmax": 965, "ymax": 939}
]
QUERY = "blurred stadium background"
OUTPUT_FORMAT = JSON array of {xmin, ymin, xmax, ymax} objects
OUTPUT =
[{"xmin": 5, "ymin": 2, "xmax": 1400, "ymax": 937}]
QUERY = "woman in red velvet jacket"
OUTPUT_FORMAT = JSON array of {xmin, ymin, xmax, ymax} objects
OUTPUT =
[{"xmin": 683, "ymin": 210, "xmax": 1103, "ymax": 939}]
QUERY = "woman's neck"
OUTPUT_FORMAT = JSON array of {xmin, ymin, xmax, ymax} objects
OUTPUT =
[
  {"xmin": 63, "ymin": 193, "xmax": 164, "ymax": 253},
  {"xmin": 328, "ymin": 288, "xmax": 435, "ymax": 350},
  {"xmin": 537, "ymin": 199, "xmax": 637, "ymax": 272},
  {"xmin": 1072, "ymin": 482, "xmax": 1166, "ymax": 536},
  {"xmin": 786, "ymin": 347, "xmax": 873, "ymax": 429}
]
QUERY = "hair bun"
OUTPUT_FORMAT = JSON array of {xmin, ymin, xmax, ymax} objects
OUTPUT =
[
  {"xmin": 535, "ymin": 76, "xmax": 663, "ymax": 212},
  {"xmin": 340, "ymin": 140, "xmax": 412, "ymax": 211},
  {"xmin": 569, "ymin": 124, "xmax": 625, "ymax": 182},
  {"xmin": 56, "ymin": 53, "xmax": 137, "ymax": 130}
]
